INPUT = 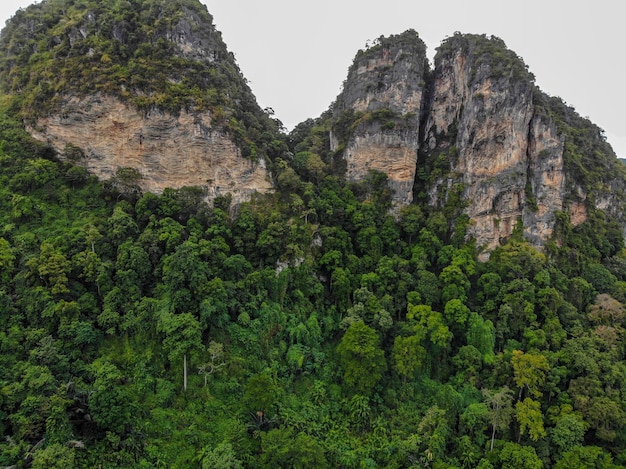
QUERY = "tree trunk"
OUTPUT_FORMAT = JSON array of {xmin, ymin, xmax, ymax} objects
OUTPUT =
[{"xmin": 184, "ymin": 353, "xmax": 188, "ymax": 391}]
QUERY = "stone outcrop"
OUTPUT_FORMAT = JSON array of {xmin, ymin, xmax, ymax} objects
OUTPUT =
[
  {"xmin": 3, "ymin": 0, "xmax": 624, "ymax": 254},
  {"xmin": 333, "ymin": 32, "xmax": 624, "ymax": 255},
  {"xmin": 1, "ymin": 0, "xmax": 276, "ymax": 206},
  {"xmin": 28, "ymin": 94, "xmax": 272, "ymax": 205},
  {"xmin": 331, "ymin": 31, "xmax": 428, "ymax": 206},
  {"xmin": 421, "ymin": 35, "xmax": 568, "ymax": 255}
]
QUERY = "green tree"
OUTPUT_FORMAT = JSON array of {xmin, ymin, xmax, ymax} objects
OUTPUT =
[
  {"xmin": 444, "ymin": 298, "xmax": 471, "ymax": 326},
  {"xmin": 554, "ymin": 445, "xmax": 619, "ymax": 469},
  {"xmin": 341, "ymin": 286, "xmax": 393, "ymax": 332},
  {"xmin": 260, "ymin": 428, "xmax": 328, "ymax": 468},
  {"xmin": 107, "ymin": 203, "xmax": 139, "ymax": 245},
  {"xmin": 244, "ymin": 371, "xmax": 279, "ymax": 416},
  {"xmin": 0, "ymin": 237, "xmax": 15, "ymax": 285},
  {"xmin": 407, "ymin": 304, "xmax": 452, "ymax": 349},
  {"xmin": 418, "ymin": 405, "xmax": 450, "ymax": 461},
  {"xmin": 460, "ymin": 402, "xmax": 490, "ymax": 447},
  {"xmin": 452, "ymin": 345, "xmax": 483, "ymax": 384},
  {"xmin": 336, "ymin": 320, "xmax": 386, "ymax": 395},
  {"xmin": 392, "ymin": 334, "xmax": 426, "ymax": 381},
  {"xmin": 161, "ymin": 240, "xmax": 212, "ymax": 313},
  {"xmin": 511, "ymin": 350, "xmax": 549, "ymax": 398},
  {"xmin": 158, "ymin": 311, "xmax": 202, "ymax": 391},
  {"xmin": 200, "ymin": 442, "xmax": 243, "ymax": 469},
  {"xmin": 31, "ymin": 443, "xmax": 76, "ymax": 469},
  {"xmin": 88, "ymin": 359, "xmax": 132, "ymax": 434},
  {"xmin": 399, "ymin": 204, "xmax": 425, "ymax": 244},
  {"xmin": 498, "ymin": 442, "xmax": 543, "ymax": 469},
  {"xmin": 26, "ymin": 242, "xmax": 71, "ymax": 295},
  {"xmin": 466, "ymin": 312, "xmax": 496, "ymax": 363},
  {"xmin": 515, "ymin": 397, "xmax": 546, "ymax": 442},
  {"xmin": 550, "ymin": 412, "xmax": 588, "ymax": 456}
]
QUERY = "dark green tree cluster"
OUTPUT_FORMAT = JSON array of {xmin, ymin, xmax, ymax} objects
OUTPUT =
[{"xmin": 1, "ymin": 100, "xmax": 626, "ymax": 468}]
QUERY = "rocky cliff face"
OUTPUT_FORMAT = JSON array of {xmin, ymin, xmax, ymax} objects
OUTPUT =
[
  {"xmin": 333, "ymin": 32, "xmax": 625, "ymax": 256},
  {"xmin": 27, "ymin": 94, "xmax": 272, "ymax": 204},
  {"xmin": 330, "ymin": 31, "xmax": 428, "ymax": 206},
  {"xmin": 0, "ymin": 0, "xmax": 278, "ymax": 205},
  {"xmin": 2, "ymin": 1, "xmax": 624, "ymax": 254},
  {"xmin": 421, "ymin": 35, "xmax": 566, "ymax": 256}
]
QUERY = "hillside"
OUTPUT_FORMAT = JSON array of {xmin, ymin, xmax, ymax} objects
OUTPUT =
[
  {"xmin": 1, "ymin": 1, "xmax": 626, "ymax": 468},
  {"xmin": 0, "ymin": 0, "xmax": 286, "ymax": 204},
  {"xmin": 324, "ymin": 32, "xmax": 626, "ymax": 257}
]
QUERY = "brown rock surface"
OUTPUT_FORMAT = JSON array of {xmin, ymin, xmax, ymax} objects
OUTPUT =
[
  {"xmin": 28, "ymin": 94, "xmax": 273, "ymax": 204},
  {"xmin": 331, "ymin": 31, "xmax": 427, "ymax": 206}
]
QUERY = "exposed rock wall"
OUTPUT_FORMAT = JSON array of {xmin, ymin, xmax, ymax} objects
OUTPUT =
[
  {"xmin": 341, "ymin": 129, "xmax": 421, "ymax": 206},
  {"xmin": 331, "ymin": 31, "xmax": 428, "ymax": 206},
  {"xmin": 28, "ymin": 94, "xmax": 272, "ymax": 205},
  {"xmin": 334, "ymin": 32, "xmax": 624, "ymax": 255},
  {"xmin": 422, "ymin": 40, "xmax": 561, "ymax": 255},
  {"xmin": 523, "ymin": 114, "xmax": 566, "ymax": 245}
]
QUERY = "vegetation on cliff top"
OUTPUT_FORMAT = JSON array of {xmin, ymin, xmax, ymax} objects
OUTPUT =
[
  {"xmin": 435, "ymin": 33, "xmax": 535, "ymax": 84},
  {"xmin": 535, "ymin": 91, "xmax": 626, "ymax": 197},
  {"xmin": 0, "ymin": 0, "xmax": 287, "ymax": 160}
]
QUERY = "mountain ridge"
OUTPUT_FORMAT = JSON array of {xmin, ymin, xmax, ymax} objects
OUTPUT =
[{"xmin": 0, "ymin": 0, "xmax": 624, "ymax": 256}]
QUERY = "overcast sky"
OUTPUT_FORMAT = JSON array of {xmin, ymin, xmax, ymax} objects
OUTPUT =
[{"xmin": 2, "ymin": 0, "xmax": 625, "ymax": 157}]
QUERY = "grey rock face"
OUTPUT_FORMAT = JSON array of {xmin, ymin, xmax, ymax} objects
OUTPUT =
[
  {"xmin": 331, "ymin": 31, "xmax": 428, "ymax": 206},
  {"xmin": 334, "ymin": 32, "xmax": 624, "ymax": 255}
]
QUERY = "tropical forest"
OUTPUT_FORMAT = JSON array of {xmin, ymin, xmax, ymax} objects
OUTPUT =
[{"xmin": 0, "ymin": 0, "xmax": 626, "ymax": 468}]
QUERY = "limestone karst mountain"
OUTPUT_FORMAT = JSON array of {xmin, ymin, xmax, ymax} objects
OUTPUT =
[
  {"xmin": 328, "ymin": 32, "xmax": 626, "ymax": 257},
  {"xmin": 3, "ymin": 3, "xmax": 626, "ymax": 467},
  {"xmin": 1, "ymin": 0, "xmax": 624, "ymax": 255}
]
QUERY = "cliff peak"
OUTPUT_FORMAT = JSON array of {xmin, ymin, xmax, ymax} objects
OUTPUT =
[
  {"xmin": 323, "ymin": 30, "xmax": 626, "ymax": 256},
  {"xmin": 0, "ymin": 0, "xmax": 285, "ymax": 204}
]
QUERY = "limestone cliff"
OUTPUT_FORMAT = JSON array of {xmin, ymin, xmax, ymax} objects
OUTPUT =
[
  {"xmin": 0, "ymin": 0, "xmax": 280, "ymax": 204},
  {"xmin": 331, "ymin": 32, "xmax": 626, "ymax": 255},
  {"xmin": 422, "ymin": 34, "xmax": 556, "ymax": 255},
  {"xmin": 2, "ymin": 1, "xmax": 625, "ymax": 254},
  {"xmin": 422, "ymin": 34, "xmax": 625, "ymax": 255},
  {"xmin": 330, "ymin": 31, "xmax": 428, "ymax": 206},
  {"xmin": 27, "ymin": 94, "xmax": 272, "ymax": 204}
]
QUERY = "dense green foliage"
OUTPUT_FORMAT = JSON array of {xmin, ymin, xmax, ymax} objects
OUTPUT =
[
  {"xmin": 0, "ymin": 0, "xmax": 286, "ymax": 160},
  {"xmin": 1, "ymin": 101, "xmax": 626, "ymax": 467},
  {"xmin": 1, "ymin": 3, "xmax": 626, "ymax": 467}
]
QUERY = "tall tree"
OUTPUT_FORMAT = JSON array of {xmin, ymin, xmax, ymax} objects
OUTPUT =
[
  {"xmin": 511, "ymin": 350, "xmax": 549, "ymax": 399},
  {"xmin": 515, "ymin": 397, "xmax": 546, "ymax": 442},
  {"xmin": 158, "ymin": 311, "xmax": 202, "ymax": 391},
  {"xmin": 482, "ymin": 386, "xmax": 514, "ymax": 451},
  {"xmin": 336, "ymin": 320, "xmax": 386, "ymax": 395}
]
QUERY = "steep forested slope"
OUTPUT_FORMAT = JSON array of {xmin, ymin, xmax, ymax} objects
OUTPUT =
[
  {"xmin": 1, "ymin": 1, "xmax": 626, "ymax": 468},
  {"xmin": 1, "ymin": 103, "xmax": 626, "ymax": 467}
]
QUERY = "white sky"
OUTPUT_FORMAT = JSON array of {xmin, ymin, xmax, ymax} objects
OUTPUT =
[{"xmin": 2, "ymin": 0, "xmax": 626, "ymax": 158}]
